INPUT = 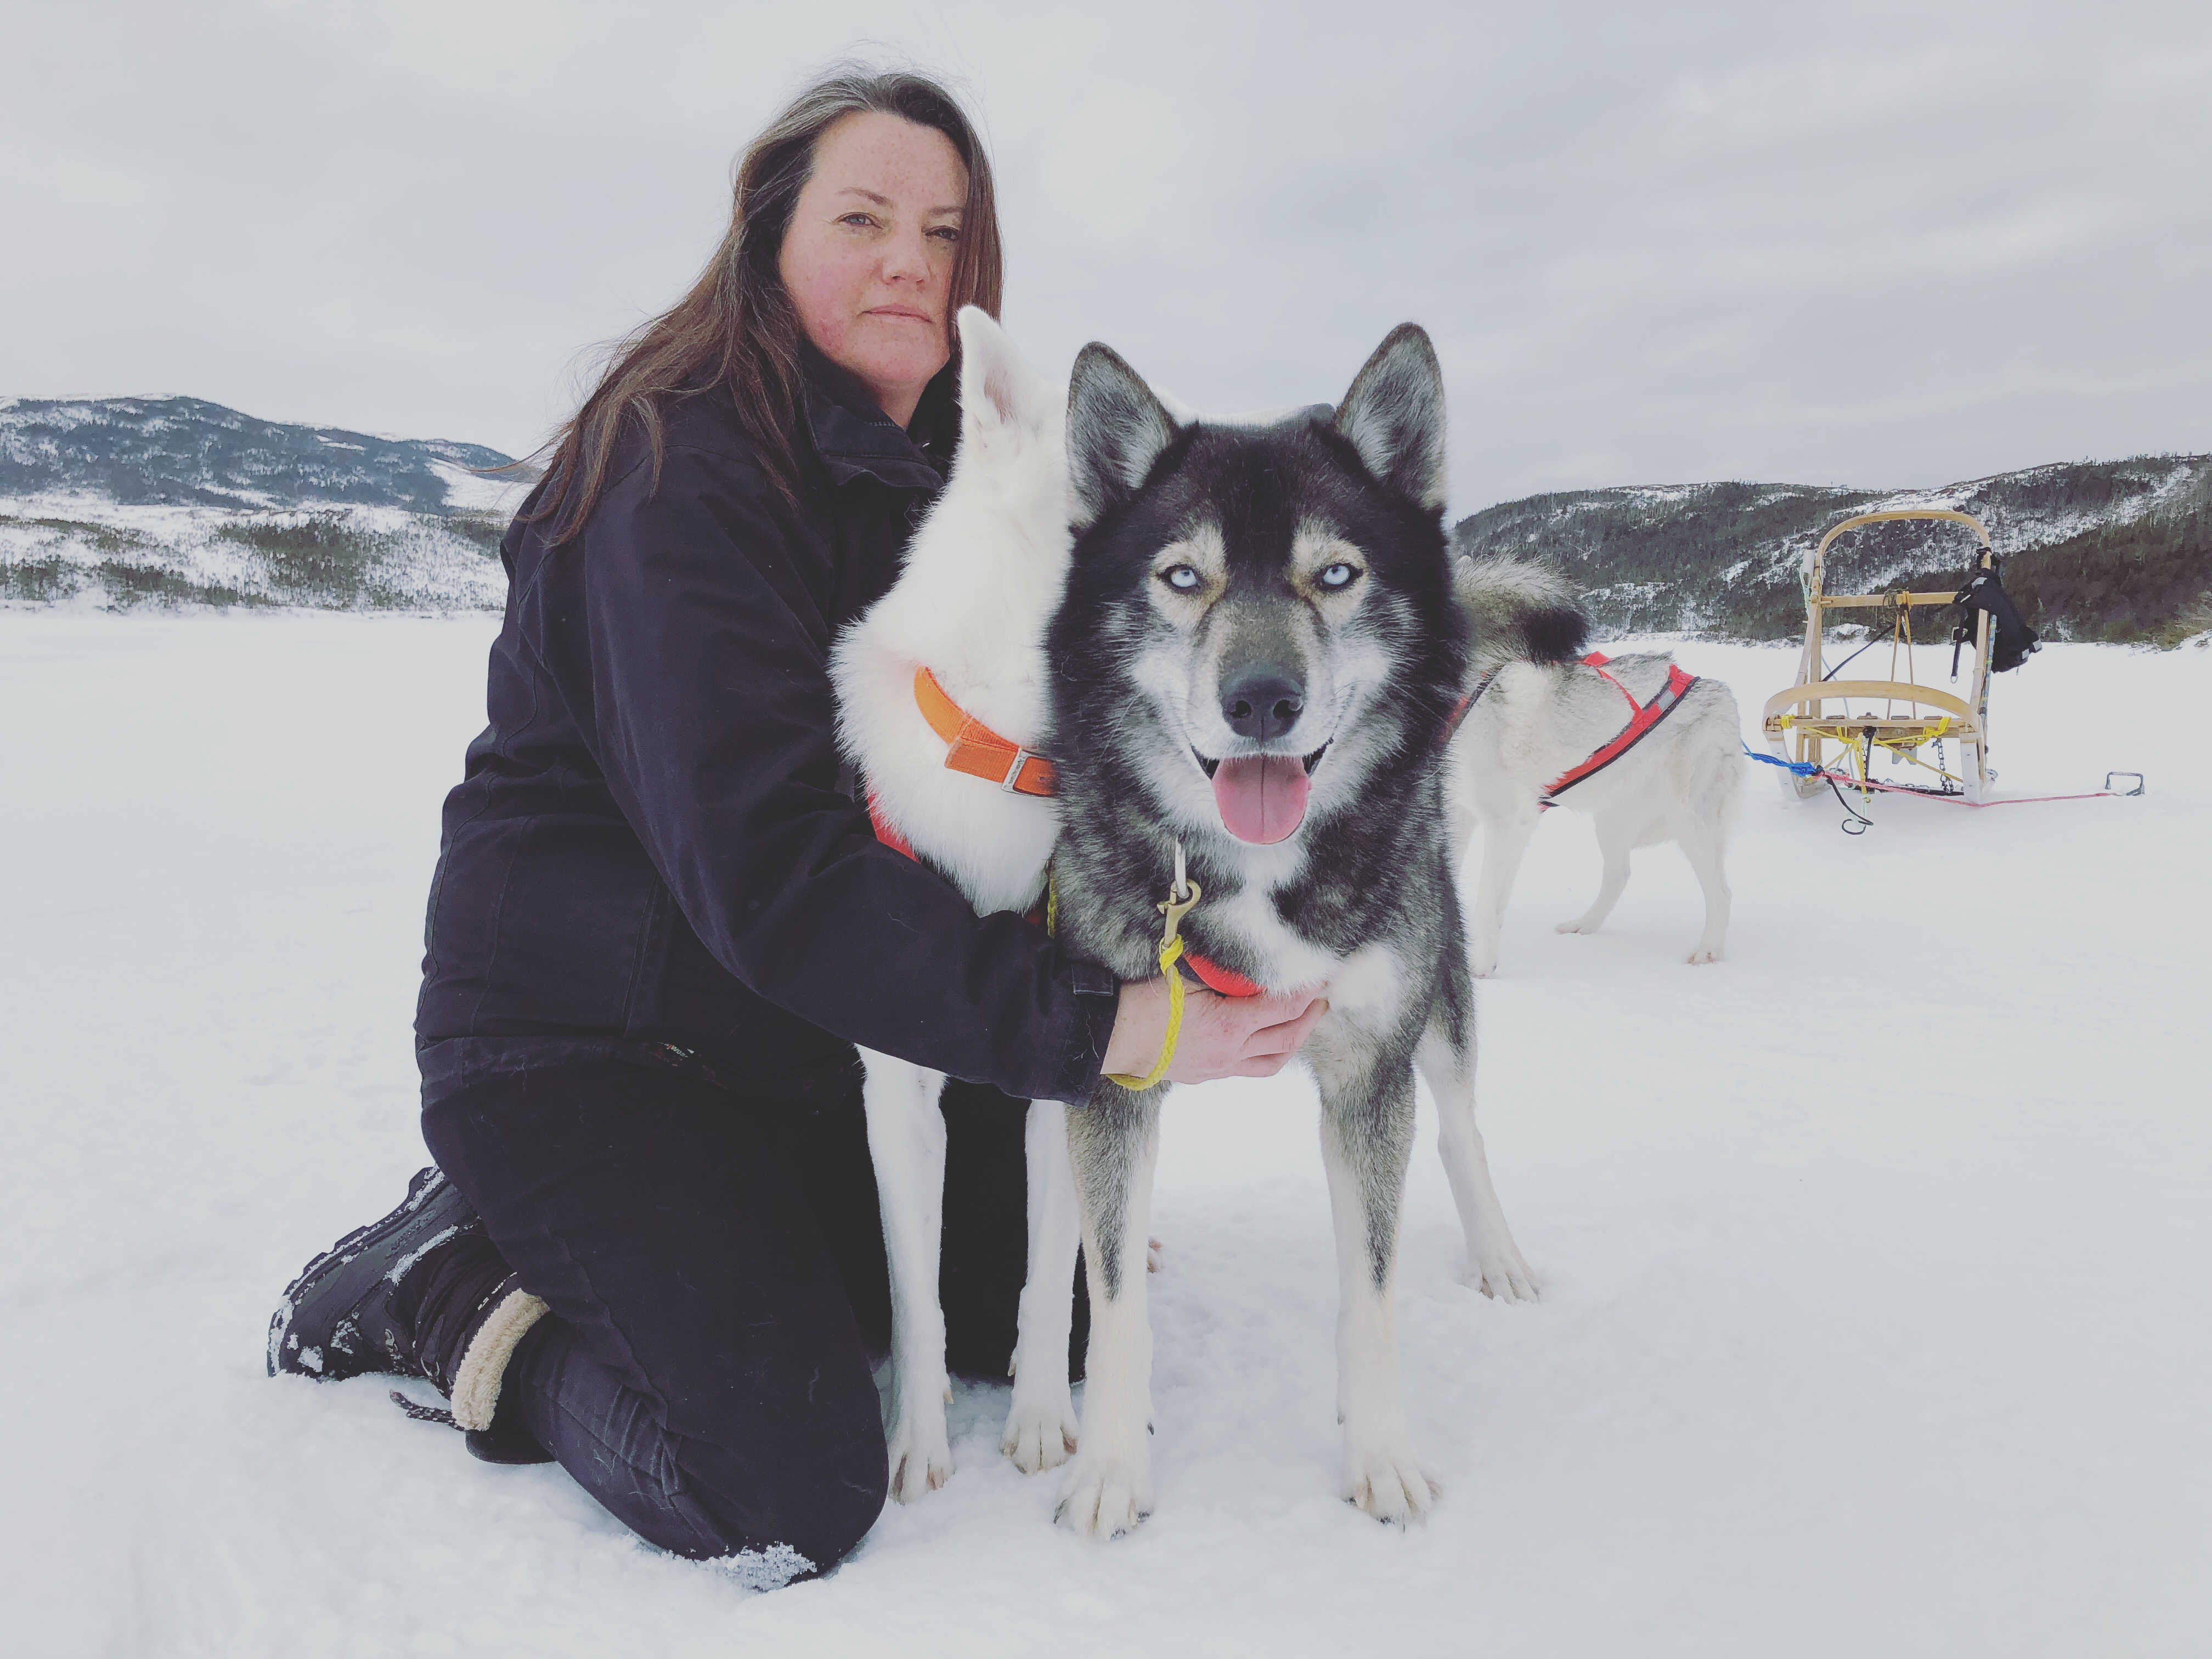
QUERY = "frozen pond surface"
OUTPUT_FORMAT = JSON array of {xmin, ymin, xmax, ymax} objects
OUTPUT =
[{"xmin": 3, "ymin": 611, "xmax": 2207, "ymax": 1656}]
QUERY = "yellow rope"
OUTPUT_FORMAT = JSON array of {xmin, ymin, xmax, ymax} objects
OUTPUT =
[
  {"xmin": 1102, "ymin": 851, "xmax": 1202, "ymax": 1092},
  {"xmin": 1780, "ymin": 714, "xmax": 1956, "ymax": 771},
  {"xmin": 1778, "ymin": 713, "xmax": 1963, "ymax": 787},
  {"xmin": 1105, "ymin": 934, "xmax": 1188, "ymax": 1091}
]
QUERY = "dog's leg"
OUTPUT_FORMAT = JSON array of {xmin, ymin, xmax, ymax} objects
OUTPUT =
[
  {"xmin": 1317, "ymin": 1050, "xmax": 1439, "ymax": 1522},
  {"xmin": 1556, "ymin": 806, "xmax": 1636, "ymax": 936},
  {"xmin": 1675, "ymin": 812, "xmax": 1732, "ymax": 965},
  {"xmin": 1056, "ymin": 1091, "xmax": 1160, "ymax": 1538},
  {"xmin": 1419, "ymin": 1020, "xmax": 1540, "ymax": 1304},
  {"xmin": 1470, "ymin": 805, "xmax": 1538, "ymax": 977},
  {"xmin": 1002, "ymin": 1098, "xmax": 1081, "ymax": 1474},
  {"xmin": 860, "ymin": 1048, "xmax": 955, "ymax": 1502}
]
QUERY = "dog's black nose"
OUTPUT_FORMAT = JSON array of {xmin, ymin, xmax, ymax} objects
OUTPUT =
[{"xmin": 1221, "ymin": 667, "xmax": 1305, "ymax": 742}]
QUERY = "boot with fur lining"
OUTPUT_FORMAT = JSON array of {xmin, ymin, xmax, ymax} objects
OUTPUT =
[{"xmin": 269, "ymin": 1166, "xmax": 552, "ymax": 1463}]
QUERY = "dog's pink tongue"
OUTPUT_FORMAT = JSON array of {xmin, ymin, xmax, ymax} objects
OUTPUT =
[{"xmin": 1211, "ymin": 755, "xmax": 1310, "ymax": 844}]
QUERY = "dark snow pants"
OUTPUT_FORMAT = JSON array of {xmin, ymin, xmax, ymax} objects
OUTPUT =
[{"xmin": 421, "ymin": 1053, "xmax": 1082, "ymax": 1572}]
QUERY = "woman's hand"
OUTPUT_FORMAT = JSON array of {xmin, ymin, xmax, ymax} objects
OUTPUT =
[{"xmin": 1101, "ymin": 977, "xmax": 1330, "ymax": 1086}]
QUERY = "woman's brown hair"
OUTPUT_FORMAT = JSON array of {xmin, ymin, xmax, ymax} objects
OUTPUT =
[{"xmin": 529, "ymin": 68, "xmax": 1002, "ymax": 541}]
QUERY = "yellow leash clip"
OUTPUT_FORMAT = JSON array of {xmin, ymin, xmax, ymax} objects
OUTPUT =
[{"xmin": 1104, "ymin": 841, "xmax": 1201, "ymax": 1091}]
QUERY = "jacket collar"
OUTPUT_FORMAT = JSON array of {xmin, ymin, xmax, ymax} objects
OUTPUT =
[{"xmin": 801, "ymin": 341, "xmax": 957, "ymax": 491}]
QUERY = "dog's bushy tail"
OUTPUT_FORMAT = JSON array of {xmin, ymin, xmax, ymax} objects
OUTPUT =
[{"xmin": 1453, "ymin": 553, "xmax": 1589, "ymax": 673}]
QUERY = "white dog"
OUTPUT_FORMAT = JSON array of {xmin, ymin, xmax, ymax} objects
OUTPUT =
[
  {"xmin": 1444, "ymin": 557, "xmax": 1743, "ymax": 975},
  {"xmin": 830, "ymin": 308, "xmax": 1085, "ymax": 1501}
]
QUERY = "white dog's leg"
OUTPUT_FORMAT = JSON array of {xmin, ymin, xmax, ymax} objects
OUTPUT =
[
  {"xmin": 1675, "ymin": 813, "xmax": 1732, "ymax": 965},
  {"xmin": 1056, "ymin": 1095, "xmax": 1160, "ymax": 1538},
  {"xmin": 1470, "ymin": 805, "xmax": 1539, "ymax": 977},
  {"xmin": 1556, "ymin": 808, "xmax": 1636, "ymax": 936},
  {"xmin": 1418, "ymin": 1028, "xmax": 1539, "ymax": 1303},
  {"xmin": 1319, "ymin": 1063, "xmax": 1438, "ymax": 1523},
  {"xmin": 859, "ymin": 1048, "xmax": 954, "ymax": 1502},
  {"xmin": 1002, "ymin": 1098, "xmax": 1081, "ymax": 1473}
]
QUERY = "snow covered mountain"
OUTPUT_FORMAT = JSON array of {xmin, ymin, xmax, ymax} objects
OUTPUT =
[
  {"xmin": 1454, "ymin": 454, "xmax": 2212, "ymax": 646},
  {"xmin": 0, "ymin": 396, "xmax": 532, "ymax": 611},
  {"xmin": 10, "ymin": 396, "xmax": 2208, "ymax": 640}
]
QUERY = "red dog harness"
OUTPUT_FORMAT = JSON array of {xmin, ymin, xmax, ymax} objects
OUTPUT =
[{"xmin": 1539, "ymin": 652, "xmax": 1699, "ymax": 808}]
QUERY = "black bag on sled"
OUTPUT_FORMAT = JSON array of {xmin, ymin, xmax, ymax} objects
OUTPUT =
[{"xmin": 1952, "ymin": 555, "xmax": 2041, "ymax": 674}]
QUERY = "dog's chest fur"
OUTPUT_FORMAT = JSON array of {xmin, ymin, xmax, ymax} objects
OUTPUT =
[{"xmin": 1052, "ymin": 772, "xmax": 1449, "ymax": 1002}]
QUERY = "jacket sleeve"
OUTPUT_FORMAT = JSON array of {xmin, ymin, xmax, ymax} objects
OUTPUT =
[{"xmin": 516, "ymin": 443, "xmax": 1113, "ymax": 1104}]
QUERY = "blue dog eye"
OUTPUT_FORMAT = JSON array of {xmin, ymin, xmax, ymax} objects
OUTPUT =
[
  {"xmin": 1162, "ymin": 565, "xmax": 1201, "ymax": 591},
  {"xmin": 1320, "ymin": 563, "xmax": 1358, "ymax": 589}
]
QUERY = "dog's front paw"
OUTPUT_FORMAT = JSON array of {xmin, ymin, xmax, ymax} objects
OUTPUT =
[
  {"xmin": 1466, "ymin": 1239, "xmax": 1541, "ymax": 1304},
  {"xmin": 1685, "ymin": 945, "xmax": 1722, "ymax": 964},
  {"xmin": 1001, "ymin": 1383, "xmax": 1079, "ymax": 1475},
  {"xmin": 1342, "ymin": 1438, "xmax": 1440, "ymax": 1525},
  {"xmin": 1054, "ymin": 1443, "xmax": 1154, "ymax": 1539},
  {"xmin": 885, "ymin": 1400, "xmax": 955, "ymax": 1503}
]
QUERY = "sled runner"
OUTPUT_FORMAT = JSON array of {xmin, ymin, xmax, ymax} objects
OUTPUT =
[{"xmin": 1759, "ymin": 509, "xmax": 2037, "ymax": 809}]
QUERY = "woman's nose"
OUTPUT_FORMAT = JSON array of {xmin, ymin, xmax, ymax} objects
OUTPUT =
[{"xmin": 881, "ymin": 228, "xmax": 934, "ymax": 286}]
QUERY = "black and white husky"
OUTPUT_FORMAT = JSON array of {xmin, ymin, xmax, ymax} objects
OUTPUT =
[
  {"xmin": 1042, "ymin": 324, "xmax": 1538, "ymax": 1538},
  {"xmin": 1443, "ymin": 558, "xmax": 1743, "ymax": 975}
]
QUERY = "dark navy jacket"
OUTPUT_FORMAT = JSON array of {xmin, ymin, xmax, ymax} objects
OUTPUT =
[{"xmin": 415, "ymin": 351, "xmax": 1115, "ymax": 1110}]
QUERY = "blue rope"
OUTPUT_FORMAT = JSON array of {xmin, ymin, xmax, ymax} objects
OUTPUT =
[{"xmin": 1741, "ymin": 741, "xmax": 1822, "ymax": 777}]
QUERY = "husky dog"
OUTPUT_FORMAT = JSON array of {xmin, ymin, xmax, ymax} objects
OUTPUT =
[
  {"xmin": 1042, "ymin": 324, "xmax": 1539, "ymax": 1539},
  {"xmin": 1443, "ymin": 557, "xmax": 1743, "ymax": 975},
  {"xmin": 830, "ymin": 308, "xmax": 1085, "ymax": 1501}
]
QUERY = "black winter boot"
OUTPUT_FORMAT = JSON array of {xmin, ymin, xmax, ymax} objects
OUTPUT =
[{"xmin": 268, "ymin": 1166, "xmax": 552, "ymax": 1463}]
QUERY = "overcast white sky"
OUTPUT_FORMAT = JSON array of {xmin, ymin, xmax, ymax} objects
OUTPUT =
[{"xmin": 5, "ymin": 0, "xmax": 2209, "ymax": 512}]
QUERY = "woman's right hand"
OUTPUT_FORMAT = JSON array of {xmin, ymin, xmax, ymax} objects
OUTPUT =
[{"xmin": 1101, "ymin": 977, "xmax": 1330, "ymax": 1086}]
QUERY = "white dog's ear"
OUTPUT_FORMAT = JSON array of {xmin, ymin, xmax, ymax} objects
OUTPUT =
[
  {"xmin": 1334, "ymin": 324, "xmax": 1447, "ymax": 511},
  {"xmin": 957, "ymin": 306, "xmax": 1046, "ymax": 436},
  {"xmin": 1067, "ymin": 342, "xmax": 1178, "ymax": 531}
]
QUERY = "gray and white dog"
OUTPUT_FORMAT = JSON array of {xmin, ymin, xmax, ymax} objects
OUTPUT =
[
  {"xmin": 1042, "ymin": 324, "xmax": 1538, "ymax": 1539},
  {"xmin": 1443, "ymin": 557, "xmax": 1743, "ymax": 975}
]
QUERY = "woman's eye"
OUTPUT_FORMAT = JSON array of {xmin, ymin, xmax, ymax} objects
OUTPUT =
[
  {"xmin": 839, "ymin": 212, "xmax": 878, "ymax": 229},
  {"xmin": 1160, "ymin": 565, "xmax": 1202, "ymax": 592},
  {"xmin": 1319, "ymin": 562, "xmax": 1360, "ymax": 589},
  {"xmin": 927, "ymin": 224, "xmax": 961, "ymax": 242}
]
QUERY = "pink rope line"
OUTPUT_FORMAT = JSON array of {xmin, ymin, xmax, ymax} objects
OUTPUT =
[{"xmin": 1805, "ymin": 770, "xmax": 2121, "ymax": 809}]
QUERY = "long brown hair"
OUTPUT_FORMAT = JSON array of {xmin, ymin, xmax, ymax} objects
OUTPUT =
[{"xmin": 529, "ymin": 68, "xmax": 1003, "ymax": 542}]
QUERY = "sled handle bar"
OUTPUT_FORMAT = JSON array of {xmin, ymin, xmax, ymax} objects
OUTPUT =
[{"xmin": 1814, "ymin": 509, "xmax": 1993, "ymax": 564}]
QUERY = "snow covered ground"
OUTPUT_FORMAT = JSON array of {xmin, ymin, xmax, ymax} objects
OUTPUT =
[{"xmin": 3, "ymin": 611, "xmax": 2208, "ymax": 1656}]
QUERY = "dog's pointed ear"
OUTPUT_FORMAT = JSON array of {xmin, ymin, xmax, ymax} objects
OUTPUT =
[
  {"xmin": 957, "ymin": 306, "xmax": 1047, "ymax": 436},
  {"xmin": 1334, "ymin": 324, "xmax": 1447, "ymax": 511},
  {"xmin": 1067, "ymin": 342, "xmax": 1177, "ymax": 530}
]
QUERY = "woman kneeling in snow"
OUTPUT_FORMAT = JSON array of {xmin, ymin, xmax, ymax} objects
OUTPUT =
[{"xmin": 266, "ymin": 66, "xmax": 1323, "ymax": 1579}]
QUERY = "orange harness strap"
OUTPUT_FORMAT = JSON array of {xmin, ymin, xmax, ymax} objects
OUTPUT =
[
  {"xmin": 865, "ymin": 669, "xmax": 1053, "ymax": 926},
  {"xmin": 912, "ymin": 667, "xmax": 1057, "ymax": 797}
]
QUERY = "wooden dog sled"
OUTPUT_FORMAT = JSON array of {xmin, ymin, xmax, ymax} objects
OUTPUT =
[{"xmin": 1760, "ymin": 509, "xmax": 2014, "ymax": 807}]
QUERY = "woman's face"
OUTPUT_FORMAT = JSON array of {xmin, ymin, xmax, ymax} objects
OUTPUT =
[{"xmin": 779, "ymin": 111, "xmax": 967, "ymax": 428}]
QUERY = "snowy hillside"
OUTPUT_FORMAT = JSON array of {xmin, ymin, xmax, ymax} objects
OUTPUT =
[
  {"xmin": 1455, "ymin": 454, "xmax": 2212, "ymax": 645},
  {"xmin": 0, "ymin": 396, "xmax": 530, "ymax": 611},
  {"xmin": 12, "ymin": 397, "xmax": 2210, "ymax": 642},
  {"xmin": 4, "ymin": 611, "xmax": 2206, "ymax": 1655}
]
